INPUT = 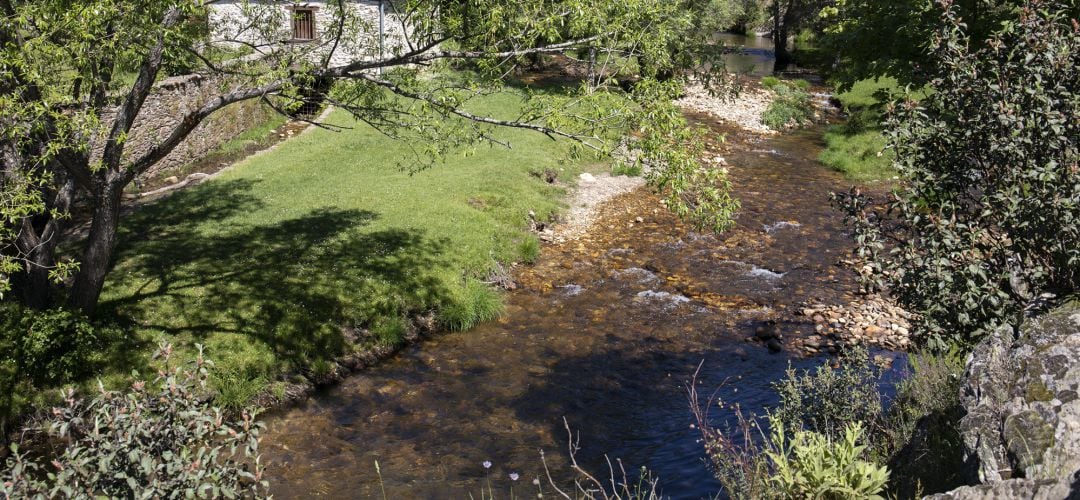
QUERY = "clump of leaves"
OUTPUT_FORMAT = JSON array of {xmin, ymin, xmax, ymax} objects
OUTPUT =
[
  {"xmin": 833, "ymin": 2, "xmax": 1080, "ymax": 349},
  {"xmin": 766, "ymin": 419, "xmax": 890, "ymax": 499},
  {"xmin": 772, "ymin": 346, "xmax": 883, "ymax": 442},
  {"xmin": 0, "ymin": 343, "xmax": 269, "ymax": 498},
  {"xmin": 762, "ymin": 83, "xmax": 813, "ymax": 130}
]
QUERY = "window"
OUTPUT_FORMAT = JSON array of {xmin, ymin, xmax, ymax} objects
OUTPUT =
[{"xmin": 290, "ymin": 7, "xmax": 316, "ymax": 41}]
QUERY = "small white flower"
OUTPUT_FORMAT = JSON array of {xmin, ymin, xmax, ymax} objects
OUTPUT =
[
  {"xmin": 532, "ymin": 478, "xmax": 541, "ymax": 486},
  {"xmin": 482, "ymin": 461, "xmax": 492, "ymax": 469},
  {"xmin": 509, "ymin": 472, "xmax": 520, "ymax": 481}
]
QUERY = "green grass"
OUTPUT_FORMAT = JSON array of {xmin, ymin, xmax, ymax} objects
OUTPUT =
[
  {"xmin": 819, "ymin": 126, "xmax": 895, "ymax": 182},
  {"xmin": 96, "ymin": 90, "xmax": 596, "ymax": 401},
  {"xmin": 817, "ymin": 77, "xmax": 928, "ymax": 182},
  {"xmin": 762, "ymin": 83, "xmax": 813, "ymax": 130}
]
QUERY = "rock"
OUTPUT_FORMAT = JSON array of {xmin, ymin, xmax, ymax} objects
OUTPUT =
[
  {"xmin": 812, "ymin": 313, "xmax": 826, "ymax": 323},
  {"xmin": 766, "ymin": 338, "xmax": 783, "ymax": 353},
  {"xmin": 923, "ymin": 477, "xmax": 1079, "ymax": 499},
  {"xmin": 954, "ymin": 301, "xmax": 1080, "ymax": 485},
  {"xmin": 163, "ymin": 175, "xmax": 179, "ymax": 184},
  {"xmin": 579, "ymin": 172, "xmax": 596, "ymax": 183},
  {"xmin": 634, "ymin": 216, "xmax": 644, "ymax": 223},
  {"xmin": 186, "ymin": 172, "xmax": 210, "ymax": 181}
]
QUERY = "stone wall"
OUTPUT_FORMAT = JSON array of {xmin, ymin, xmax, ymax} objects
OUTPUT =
[{"xmin": 93, "ymin": 73, "xmax": 276, "ymax": 182}]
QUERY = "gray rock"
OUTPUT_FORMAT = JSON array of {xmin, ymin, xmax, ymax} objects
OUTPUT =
[
  {"xmin": 953, "ymin": 301, "xmax": 1080, "ymax": 487},
  {"xmin": 924, "ymin": 476, "xmax": 1080, "ymax": 499}
]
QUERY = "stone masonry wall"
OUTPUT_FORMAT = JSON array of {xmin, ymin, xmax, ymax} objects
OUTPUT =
[{"xmin": 93, "ymin": 73, "xmax": 276, "ymax": 182}]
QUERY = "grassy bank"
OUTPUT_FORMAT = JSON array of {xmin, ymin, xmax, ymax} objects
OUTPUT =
[
  {"xmin": 819, "ymin": 77, "xmax": 930, "ymax": 182},
  {"xmin": 88, "ymin": 90, "xmax": 596, "ymax": 408}
]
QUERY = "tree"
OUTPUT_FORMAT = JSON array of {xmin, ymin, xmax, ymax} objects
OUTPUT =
[
  {"xmin": 1, "ymin": 0, "xmax": 738, "ymax": 315},
  {"xmin": 769, "ymin": 0, "xmax": 830, "ymax": 69},
  {"xmin": 833, "ymin": 0, "xmax": 1079, "ymax": 349}
]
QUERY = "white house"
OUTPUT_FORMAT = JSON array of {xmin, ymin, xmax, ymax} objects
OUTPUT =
[{"xmin": 207, "ymin": 1, "xmax": 411, "ymax": 68}]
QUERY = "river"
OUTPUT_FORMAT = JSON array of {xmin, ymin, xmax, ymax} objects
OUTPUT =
[{"xmin": 258, "ymin": 36, "xmax": 904, "ymax": 499}]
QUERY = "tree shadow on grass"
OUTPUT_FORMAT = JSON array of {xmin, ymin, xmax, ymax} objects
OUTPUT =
[{"xmin": 100, "ymin": 178, "xmax": 454, "ymax": 374}]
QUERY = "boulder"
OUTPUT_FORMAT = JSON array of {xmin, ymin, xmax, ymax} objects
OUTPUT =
[
  {"xmin": 925, "ymin": 476, "xmax": 1079, "ymax": 499},
  {"xmin": 932, "ymin": 301, "xmax": 1080, "ymax": 498}
]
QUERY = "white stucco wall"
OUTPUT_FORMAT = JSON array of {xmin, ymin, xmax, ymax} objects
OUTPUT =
[{"xmin": 208, "ymin": 0, "xmax": 412, "ymax": 68}]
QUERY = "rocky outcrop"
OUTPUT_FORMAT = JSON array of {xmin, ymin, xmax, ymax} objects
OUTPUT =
[
  {"xmin": 926, "ymin": 476, "xmax": 1079, "ymax": 500},
  {"xmin": 931, "ymin": 301, "xmax": 1080, "ymax": 498}
]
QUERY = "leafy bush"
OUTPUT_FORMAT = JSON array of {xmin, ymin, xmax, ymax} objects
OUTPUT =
[
  {"xmin": 0, "ymin": 343, "xmax": 269, "ymax": 498},
  {"xmin": 766, "ymin": 419, "xmax": 889, "ymax": 499},
  {"xmin": 697, "ymin": 346, "xmax": 965, "ymax": 497},
  {"xmin": 0, "ymin": 304, "xmax": 115, "ymax": 386},
  {"xmin": 832, "ymin": 3, "xmax": 1080, "ymax": 348},
  {"xmin": 761, "ymin": 76, "xmax": 781, "ymax": 89},
  {"xmin": 773, "ymin": 347, "xmax": 883, "ymax": 441},
  {"xmin": 761, "ymin": 84, "xmax": 813, "ymax": 130}
]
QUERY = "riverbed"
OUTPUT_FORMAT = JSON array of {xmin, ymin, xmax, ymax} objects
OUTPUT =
[{"xmin": 258, "ymin": 110, "xmax": 905, "ymax": 497}]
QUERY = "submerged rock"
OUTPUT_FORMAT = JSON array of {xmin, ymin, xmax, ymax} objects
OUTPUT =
[{"xmin": 935, "ymin": 300, "xmax": 1080, "ymax": 498}]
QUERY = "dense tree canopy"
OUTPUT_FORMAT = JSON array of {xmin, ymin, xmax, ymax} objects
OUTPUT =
[{"xmin": 0, "ymin": 0, "xmax": 739, "ymax": 314}]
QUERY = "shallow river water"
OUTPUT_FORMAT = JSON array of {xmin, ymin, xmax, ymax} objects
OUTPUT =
[{"xmin": 259, "ymin": 116, "xmax": 905, "ymax": 498}]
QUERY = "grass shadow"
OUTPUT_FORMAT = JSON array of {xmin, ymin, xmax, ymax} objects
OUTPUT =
[{"xmin": 100, "ymin": 178, "xmax": 454, "ymax": 382}]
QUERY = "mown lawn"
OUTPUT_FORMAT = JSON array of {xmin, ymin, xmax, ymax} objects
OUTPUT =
[{"xmin": 96, "ymin": 91, "xmax": 598, "ymax": 407}]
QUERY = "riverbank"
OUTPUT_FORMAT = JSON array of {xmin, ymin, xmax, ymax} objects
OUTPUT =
[
  {"xmin": 257, "ymin": 81, "xmax": 921, "ymax": 496},
  {"xmin": 67, "ymin": 90, "xmax": 609, "ymax": 412}
]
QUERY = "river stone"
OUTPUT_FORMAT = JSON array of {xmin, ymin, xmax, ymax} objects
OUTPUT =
[{"xmin": 954, "ymin": 301, "xmax": 1080, "ymax": 485}]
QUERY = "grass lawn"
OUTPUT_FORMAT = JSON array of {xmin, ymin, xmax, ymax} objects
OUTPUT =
[{"xmin": 95, "ymin": 90, "xmax": 600, "ymax": 408}]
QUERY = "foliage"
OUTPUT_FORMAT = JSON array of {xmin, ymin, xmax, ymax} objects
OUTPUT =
[
  {"xmin": 766, "ymin": 419, "xmax": 890, "ymax": 499},
  {"xmin": 773, "ymin": 347, "xmax": 883, "ymax": 441},
  {"xmin": 438, "ymin": 278, "xmax": 504, "ymax": 331},
  {"xmin": 0, "ymin": 343, "xmax": 268, "ymax": 498},
  {"xmin": 2, "ymin": 0, "xmax": 739, "ymax": 317},
  {"xmin": 883, "ymin": 348, "xmax": 967, "ymax": 497},
  {"xmin": 0, "ymin": 304, "xmax": 115, "ymax": 387},
  {"xmin": 0, "ymin": 304, "xmax": 122, "ymax": 433},
  {"xmin": 696, "ymin": 347, "xmax": 966, "ymax": 497},
  {"xmin": 833, "ymin": 2, "xmax": 1080, "ymax": 349},
  {"xmin": 761, "ymin": 83, "xmax": 813, "ymax": 130},
  {"xmin": 816, "ymin": 0, "xmax": 1078, "ymax": 88}
]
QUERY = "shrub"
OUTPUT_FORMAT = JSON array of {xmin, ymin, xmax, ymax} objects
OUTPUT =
[
  {"xmin": 766, "ymin": 419, "xmax": 889, "ymax": 499},
  {"xmin": 772, "ymin": 347, "xmax": 883, "ymax": 441},
  {"xmin": 0, "ymin": 343, "xmax": 269, "ymax": 498},
  {"xmin": 0, "ymin": 304, "xmax": 122, "ymax": 433},
  {"xmin": 761, "ymin": 76, "xmax": 781, "ymax": 89},
  {"xmin": 761, "ymin": 84, "xmax": 814, "ymax": 130},
  {"xmin": 0, "ymin": 304, "xmax": 116, "ymax": 386},
  {"xmin": 832, "ymin": 3, "xmax": 1080, "ymax": 348}
]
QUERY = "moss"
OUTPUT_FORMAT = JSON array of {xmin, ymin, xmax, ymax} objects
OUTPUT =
[
  {"xmin": 1025, "ymin": 379, "xmax": 1054, "ymax": 403},
  {"xmin": 1003, "ymin": 410, "xmax": 1055, "ymax": 473}
]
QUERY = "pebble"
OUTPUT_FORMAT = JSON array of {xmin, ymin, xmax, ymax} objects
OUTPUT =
[{"xmin": 791, "ymin": 294, "xmax": 915, "ymax": 354}]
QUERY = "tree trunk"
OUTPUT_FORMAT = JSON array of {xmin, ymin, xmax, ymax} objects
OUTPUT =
[
  {"xmin": 66, "ymin": 180, "xmax": 122, "ymax": 315},
  {"xmin": 772, "ymin": 1, "xmax": 792, "ymax": 70}
]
